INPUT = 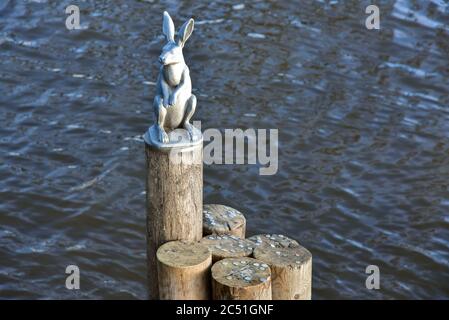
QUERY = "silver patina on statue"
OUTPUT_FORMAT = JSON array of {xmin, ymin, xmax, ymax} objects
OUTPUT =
[{"xmin": 144, "ymin": 11, "xmax": 202, "ymax": 150}]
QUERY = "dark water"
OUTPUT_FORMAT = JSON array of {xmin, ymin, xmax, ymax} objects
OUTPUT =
[{"xmin": 1, "ymin": 0, "xmax": 448, "ymax": 299}]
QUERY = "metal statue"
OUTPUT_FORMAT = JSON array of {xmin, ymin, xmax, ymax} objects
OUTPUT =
[{"xmin": 145, "ymin": 11, "xmax": 201, "ymax": 149}]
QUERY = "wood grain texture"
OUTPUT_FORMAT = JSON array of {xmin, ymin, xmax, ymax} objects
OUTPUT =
[
  {"xmin": 212, "ymin": 257, "xmax": 272, "ymax": 300},
  {"xmin": 145, "ymin": 143, "xmax": 203, "ymax": 299},
  {"xmin": 253, "ymin": 245, "xmax": 312, "ymax": 300},
  {"xmin": 203, "ymin": 204, "xmax": 246, "ymax": 238},
  {"xmin": 157, "ymin": 241, "xmax": 211, "ymax": 300}
]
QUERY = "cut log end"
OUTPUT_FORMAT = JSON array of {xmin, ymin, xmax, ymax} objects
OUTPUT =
[
  {"xmin": 200, "ymin": 234, "xmax": 254, "ymax": 262},
  {"xmin": 248, "ymin": 234, "xmax": 299, "ymax": 249},
  {"xmin": 157, "ymin": 240, "xmax": 210, "ymax": 268},
  {"xmin": 253, "ymin": 245, "xmax": 311, "ymax": 268},
  {"xmin": 212, "ymin": 257, "xmax": 271, "ymax": 287},
  {"xmin": 203, "ymin": 204, "xmax": 246, "ymax": 238},
  {"xmin": 212, "ymin": 257, "xmax": 272, "ymax": 300}
]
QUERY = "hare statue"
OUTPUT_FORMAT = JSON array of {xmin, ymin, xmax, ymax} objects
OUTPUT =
[{"xmin": 153, "ymin": 11, "xmax": 197, "ymax": 144}]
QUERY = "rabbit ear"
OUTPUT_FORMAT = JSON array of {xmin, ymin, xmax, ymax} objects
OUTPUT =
[
  {"xmin": 177, "ymin": 18, "xmax": 194, "ymax": 47},
  {"xmin": 162, "ymin": 11, "xmax": 175, "ymax": 43}
]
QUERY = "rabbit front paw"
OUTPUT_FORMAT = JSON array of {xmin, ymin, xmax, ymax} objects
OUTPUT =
[
  {"xmin": 157, "ymin": 126, "xmax": 169, "ymax": 143},
  {"xmin": 168, "ymin": 93, "xmax": 177, "ymax": 107}
]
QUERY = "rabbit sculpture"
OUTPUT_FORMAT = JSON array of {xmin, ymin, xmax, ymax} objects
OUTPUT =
[{"xmin": 153, "ymin": 11, "xmax": 197, "ymax": 144}]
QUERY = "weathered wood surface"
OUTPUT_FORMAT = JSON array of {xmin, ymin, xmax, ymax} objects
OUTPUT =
[
  {"xmin": 253, "ymin": 245, "xmax": 312, "ymax": 300},
  {"xmin": 203, "ymin": 204, "xmax": 246, "ymax": 238},
  {"xmin": 212, "ymin": 257, "xmax": 272, "ymax": 300},
  {"xmin": 200, "ymin": 234, "xmax": 254, "ymax": 262},
  {"xmin": 145, "ymin": 143, "xmax": 203, "ymax": 299},
  {"xmin": 248, "ymin": 234, "xmax": 299, "ymax": 249},
  {"xmin": 157, "ymin": 241, "xmax": 211, "ymax": 300}
]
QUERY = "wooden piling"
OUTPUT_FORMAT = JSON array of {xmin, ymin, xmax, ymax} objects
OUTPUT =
[
  {"xmin": 145, "ymin": 136, "xmax": 203, "ymax": 299},
  {"xmin": 248, "ymin": 234, "xmax": 299, "ymax": 249},
  {"xmin": 253, "ymin": 245, "xmax": 312, "ymax": 300},
  {"xmin": 200, "ymin": 234, "xmax": 254, "ymax": 262},
  {"xmin": 212, "ymin": 257, "xmax": 272, "ymax": 300},
  {"xmin": 203, "ymin": 204, "xmax": 246, "ymax": 238},
  {"xmin": 156, "ymin": 241, "xmax": 211, "ymax": 300}
]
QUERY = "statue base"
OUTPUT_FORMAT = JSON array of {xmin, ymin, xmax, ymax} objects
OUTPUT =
[{"xmin": 144, "ymin": 124, "xmax": 203, "ymax": 151}]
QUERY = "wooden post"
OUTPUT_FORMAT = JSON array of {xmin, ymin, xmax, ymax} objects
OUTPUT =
[
  {"xmin": 253, "ymin": 245, "xmax": 312, "ymax": 300},
  {"xmin": 212, "ymin": 257, "xmax": 272, "ymax": 300},
  {"xmin": 248, "ymin": 234, "xmax": 299, "ymax": 249},
  {"xmin": 145, "ymin": 130, "xmax": 203, "ymax": 299},
  {"xmin": 203, "ymin": 204, "xmax": 246, "ymax": 238},
  {"xmin": 200, "ymin": 234, "xmax": 254, "ymax": 262},
  {"xmin": 156, "ymin": 241, "xmax": 211, "ymax": 300}
]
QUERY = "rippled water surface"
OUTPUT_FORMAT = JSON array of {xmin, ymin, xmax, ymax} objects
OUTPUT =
[{"xmin": 1, "ymin": 0, "xmax": 448, "ymax": 299}]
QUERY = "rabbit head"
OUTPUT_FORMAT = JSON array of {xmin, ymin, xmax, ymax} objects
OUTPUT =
[{"xmin": 158, "ymin": 11, "xmax": 194, "ymax": 66}]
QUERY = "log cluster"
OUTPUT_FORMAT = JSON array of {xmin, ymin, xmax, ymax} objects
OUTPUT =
[{"xmin": 152, "ymin": 203, "xmax": 312, "ymax": 300}]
